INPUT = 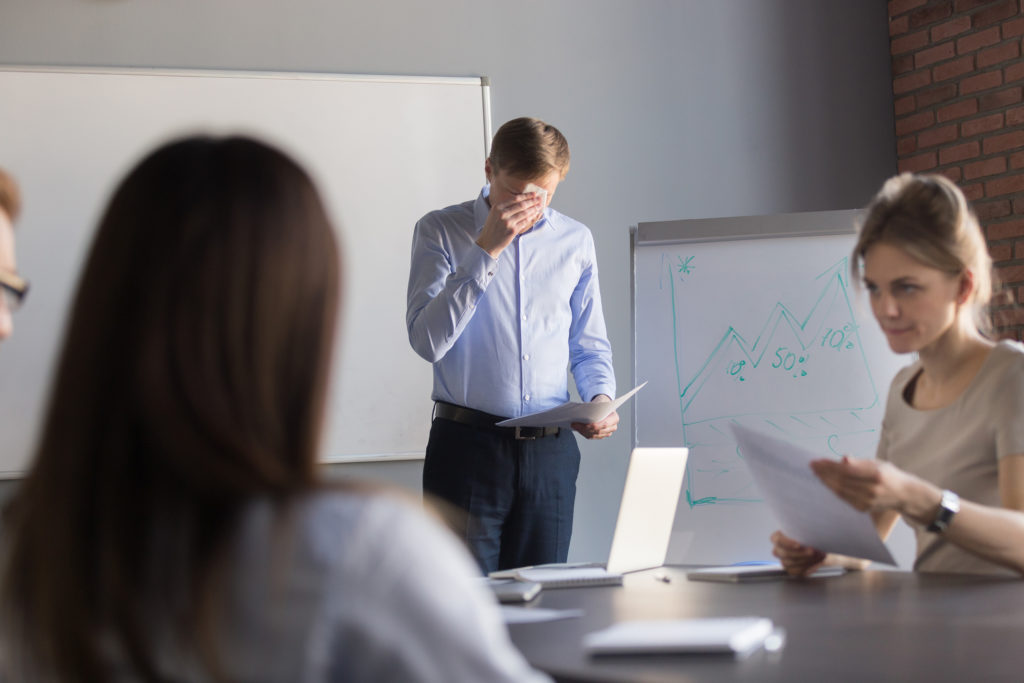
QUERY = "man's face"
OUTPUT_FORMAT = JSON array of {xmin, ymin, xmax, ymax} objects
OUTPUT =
[
  {"xmin": 485, "ymin": 159, "xmax": 562, "ymax": 215},
  {"xmin": 0, "ymin": 211, "xmax": 17, "ymax": 342}
]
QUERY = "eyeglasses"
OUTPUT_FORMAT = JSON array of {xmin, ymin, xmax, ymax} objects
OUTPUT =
[{"xmin": 0, "ymin": 270, "xmax": 28, "ymax": 312}]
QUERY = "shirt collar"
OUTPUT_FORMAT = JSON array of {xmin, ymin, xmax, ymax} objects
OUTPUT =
[{"xmin": 474, "ymin": 185, "xmax": 554, "ymax": 236}]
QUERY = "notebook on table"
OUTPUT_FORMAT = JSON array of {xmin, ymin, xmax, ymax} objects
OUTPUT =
[
  {"xmin": 686, "ymin": 563, "xmax": 846, "ymax": 583},
  {"xmin": 490, "ymin": 447, "xmax": 689, "ymax": 587},
  {"xmin": 584, "ymin": 617, "xmax": 776, "ymax": 656}
]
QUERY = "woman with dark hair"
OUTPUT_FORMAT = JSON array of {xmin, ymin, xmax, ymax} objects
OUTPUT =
[{"xmin": 0, "ymin": 136, "xmax": 549, "ymax": 682}]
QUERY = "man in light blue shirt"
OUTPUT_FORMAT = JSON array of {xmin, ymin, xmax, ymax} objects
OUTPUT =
[
  {"xmin": 0, "ymin": 167, "xmax": 25, "ymax": 344},
  {"xmin": 407, "ymin": 117, "xmax": 617, "ymax": 573}
]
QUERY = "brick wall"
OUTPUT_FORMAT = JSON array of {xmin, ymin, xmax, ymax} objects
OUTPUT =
[{"xmin": 889, "ymin": 0, "xmax": 1024, "ymax": 338}]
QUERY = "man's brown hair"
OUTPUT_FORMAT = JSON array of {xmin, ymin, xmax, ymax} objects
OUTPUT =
[
  {"xmin": 488, "ymin": 117, "xmax": 570, "ymax": 179},
  {"xmin": 0, "ymin": 167, "xmax": 21, "ymax": 222}
]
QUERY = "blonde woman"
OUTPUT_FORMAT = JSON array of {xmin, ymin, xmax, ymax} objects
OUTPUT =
[{"xmin": 772, "ymin": 173, "xmax": 1024, "ymax": 577}]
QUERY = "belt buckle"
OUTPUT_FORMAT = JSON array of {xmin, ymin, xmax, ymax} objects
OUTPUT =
[{"xmin": 513, "ymin": 426, "xmax": 536, "ymax": 441}]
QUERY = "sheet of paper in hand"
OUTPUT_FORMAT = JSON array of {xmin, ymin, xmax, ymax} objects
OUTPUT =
[
  {"xmin": 731, "ymin": 423, "xmax": 896, "ymax": 565},
  {"xmin": 496, "ymin": 382, "xmax": 647, "ymax": 429}
]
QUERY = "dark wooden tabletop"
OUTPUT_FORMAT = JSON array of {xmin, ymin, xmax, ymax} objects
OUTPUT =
[{"xmin": 507, "ymin": 566, "xmax": 1024, "ymax": 683}]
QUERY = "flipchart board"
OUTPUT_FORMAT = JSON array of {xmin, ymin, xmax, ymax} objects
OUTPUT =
[
  {"xmin": 631, "ymin": 210, "xmax": 909, "ymax": 564},
  {"xmin": 0, "ymin": 67, "xmax": 492, "ymax": 476}
]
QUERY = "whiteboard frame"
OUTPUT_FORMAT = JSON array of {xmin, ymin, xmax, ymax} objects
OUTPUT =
[
  {"xmin": 629, "ymin": 209, "xmax": 863, "ymax": 448},
  {"xmin": 0, "ymin": 65, "xmax": 494, "ymax": 162},
  {"xmin": 0, "ymin": 65, "xmax": 493, "ymax": 476}
]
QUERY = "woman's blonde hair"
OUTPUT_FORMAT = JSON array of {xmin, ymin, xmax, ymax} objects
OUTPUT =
[{"xmin": 853, "ymin": 172, "xmax": 993, "ymax": 333}]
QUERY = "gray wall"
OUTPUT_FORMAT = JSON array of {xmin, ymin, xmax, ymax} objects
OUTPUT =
[{"xmin": 0, "ymin": 0, "xmax": 896, "ymax": 562}]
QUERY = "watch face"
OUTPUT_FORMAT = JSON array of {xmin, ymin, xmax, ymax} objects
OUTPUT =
[{"xmin": 927, "ymin": 490, "xmax": 960, "ymax": 533}]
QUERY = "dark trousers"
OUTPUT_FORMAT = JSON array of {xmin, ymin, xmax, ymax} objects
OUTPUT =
[{"xmin": 423, "ymin": 417, "xmax": 581, "ymax": 574}]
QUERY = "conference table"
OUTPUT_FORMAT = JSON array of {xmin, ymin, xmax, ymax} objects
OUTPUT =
[{"xmin": 507, "ymin": 566, "xmax": 1024, "ymax": 682}]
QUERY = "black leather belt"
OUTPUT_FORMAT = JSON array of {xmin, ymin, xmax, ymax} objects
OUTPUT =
[{"xmin": 434, "ymin": 401, "xmax": 560, "ymax": 440}]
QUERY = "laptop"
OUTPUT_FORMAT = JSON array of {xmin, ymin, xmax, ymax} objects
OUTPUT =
[
  {"xmin": 489, "ymin": 447, "xmax": 689, "ymax": 579},
  {"xmin": 606, "ymin": 447, "xmax": 689, "ymax": 574}
]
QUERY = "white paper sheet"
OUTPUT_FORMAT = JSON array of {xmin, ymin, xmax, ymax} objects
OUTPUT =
[
  {"xmin": 500, "ymin": 606, "xmax": 584, "ymax": 624},
  {"xmin": 496, "ymin": 382, "xmax": 647, "ymax": 428},
  {"xmin": 731, "ymin": 424, "xmax": 896, "ymax": 565},
  {"xmin": 583, "ymin": 617, "xmax": 774, "ymax": 655}
]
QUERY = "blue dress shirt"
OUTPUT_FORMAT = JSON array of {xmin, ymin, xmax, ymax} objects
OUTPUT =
[{"xmin": 407, "ymin": 186, "xmax": 615, "ymax": 419}]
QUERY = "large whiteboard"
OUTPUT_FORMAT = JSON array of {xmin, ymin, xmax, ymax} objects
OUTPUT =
[
  {"xmin": 632, "ymin": 211, "xmax": 907, "ymax": 564},
  {"xmin": 0, "ymin": 67, "xmax": 491, "ymax": 476}
]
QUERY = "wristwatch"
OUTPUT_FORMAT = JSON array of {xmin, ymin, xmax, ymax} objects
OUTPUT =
[{"xmin": 926, "ymin": 489, "xmax": 960, "ymax": 534}]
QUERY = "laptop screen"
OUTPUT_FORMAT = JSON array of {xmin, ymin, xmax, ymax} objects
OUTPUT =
[{"xmin": 605, "ymin": 447, "xmax": 688, "ymax": 574}]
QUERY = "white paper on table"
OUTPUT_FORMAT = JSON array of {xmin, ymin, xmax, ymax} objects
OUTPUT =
[
  {"xmin": 583, "ymin": 617, "xmax": 774, "ymax": 655},
  {"xmin": 496, "ymin": 382, "xmax": 647, "ymax": 428},
  {"xmin": 500, "ymin": 606, "xmax": 584, "ymax": 625},
  {"xmin": 731, "ymin": 424, "xmax": 896, "ymax": 565}
]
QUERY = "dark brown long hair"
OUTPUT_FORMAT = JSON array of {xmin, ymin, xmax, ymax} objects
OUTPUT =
[{"xmin": 0, "ymin": 136, "xmax": 340, "ymax": 680}]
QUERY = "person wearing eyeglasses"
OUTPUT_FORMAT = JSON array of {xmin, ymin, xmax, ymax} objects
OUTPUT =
[{"xmin": 0, "ymin": 167, "xmax": 26, "ymax": 342}]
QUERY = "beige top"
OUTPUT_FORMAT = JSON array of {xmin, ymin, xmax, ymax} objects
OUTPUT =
[{"xmin": 878, "ymin": 340, "xmax": 1024, "ymax": 576}]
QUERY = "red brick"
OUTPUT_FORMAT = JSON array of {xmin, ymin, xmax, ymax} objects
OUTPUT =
[
  {"xmin": 891, "ymin": 15, "xmax": 911, "ymax": 36},
  {"xmin": 932, "ymin": 16, "xmax": 973, "ymax": 41},
  {"xmin": 996, "ymin": 263, "xmax": 1024, "ymax": 283},
  {"xmin": 1004, "ymin": 17, "xmax": 1024, "ymax": 38},
  {"xmin": 891, "ymin": 0, "xmax": 928, "ymax": 14},
  {"xmin": 910, "ymin": 2, "xmax": 952, "ymax": 29},
  {"xmin": 898, "ymin": 135, "xmax": 919, "ymax": 155},
  {"xmin": 973, "ymin": 0, "xmax": 1020, "ymax": 28},
  {"xmin": 981, "ymin": 86, "xmax": 1024, "ymax": 110},
  {"xmin": 896, "ymin": 110, "xmax": 936, "ymax": 135},
  {"xmin": 965, "ymin": 156, "xmax": 1008, "ymax": 179},
  {"xmin": 962, "ymin": 112, "xmax": 1005, "ymax": 136},
  {"xmin": 961, "ymin": 70, "xmax": 1003, "ymax": 94},
  {"xmin": 964, "ymin": 181, "xmax": 985, "ymax": 200},
  {"xmin": 1012, "ymin": 150, "xmax": 1024, "ymax": 169},
  {"xmin": 895, "ymin": 69, "xmax": 933, "ymax": 94},
  {"xmin": 916, "ymin": 83, "xmax": 959, "ymax": 107},
  {"xmin": 993, "ymin": 220, "xmax": 1024, "ymax": 240},
  {"xmin": 940, "ymin": 140, "xmax": 981, "ymax": 163},
  {"xmin": 956, "ymin": 0, "xmax": 1003, "ymax": 10},
  {"xmin": 976, "ymin": 198, "xmax": 1013, "ymax": 220},
  {"xmin": 899, "ymin": 151, "xmax": 938, "ymax": 172},
  {"xmin": 1016, "ymin": 243, "xmax": 1024, "ymax": 259},
  {"xmin": 978, "ymin": 40, "xmax": 1022, "ymax": 68},
  {"xmin": 919, "ymin": 123, "xmax": 959, "ymax": 147},
  {"xmin": 934, "ymin": 54, "xmax": 976, "ymax": 80},
  {"xmin": 897, "ymin": 135, "xmax": 921, "ymax": 154},
  {"xmin": 893, "ymin": 29, "xmax": 930, "ymax": 55},
  {"xmin": 991, "ymin": 243, "xmax": 1013, "ymax": 261},
  {"xmin": 1014, "ymin": 198, "xmax": 1024, "ymax": 212},
  {"xmin": 893, "ymin": 54, "xmax": 916, "ymax": 75},
  {"xmin": 984, "ymin": 130, "xmax": 1024, "ymax": 154},
  {"xmin": 938, "ymin": 97, "xmax": 980, "ymax": 121},
  {"xmin": 992, "ymin": 308, "xmax": 1024, "ymax": 328},
  {"xmin": 895, "ymin": 95, "xmax": 917, "ymax": 116},
  {"xmin": 1007, "ymin": 61, "xmax": 1024, "ymax": 83},
  {"xmin": 958, "ymin": 26, "xmax": 1003, "ymax": 53},
  {"xmin": 1009, "ymin": 105, "xmax": 1024, "ymax": 125},
  {"xmin": 985, "ymin": 173, "xmax": 1024, "ymax": 196},
  {"xmin": 940, "ymin": 166, "xmax": 964, "ymax": 182}
]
